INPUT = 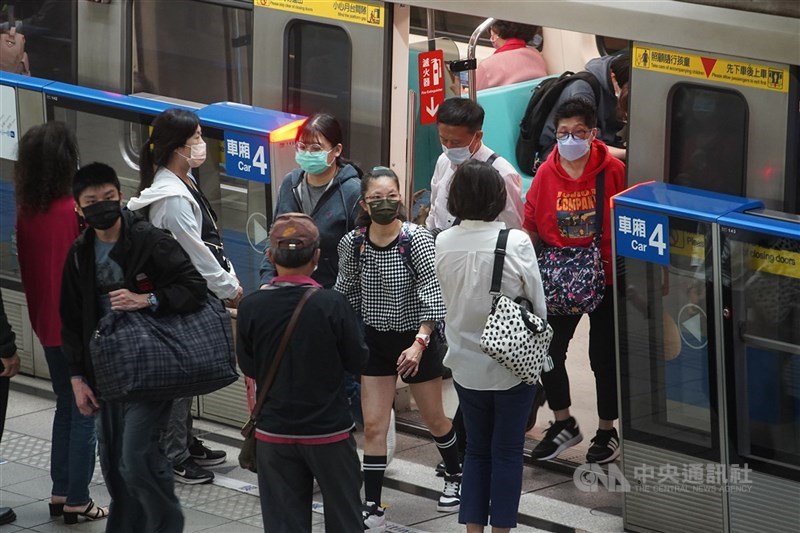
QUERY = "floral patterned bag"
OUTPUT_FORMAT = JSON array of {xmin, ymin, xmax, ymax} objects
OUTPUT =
[{"xmin": 538, "ymin": 171, "xmax": 606, "ymax": 316}]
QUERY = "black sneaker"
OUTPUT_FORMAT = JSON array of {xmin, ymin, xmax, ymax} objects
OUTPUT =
[
  {"xmin": 435, "ymin": 459, "xmax": 463, "ymax": 477},
  {"xmin": 173, "ymin": 458, "xmax": 214, "ymax": 485},
  {"xmin": 586, "ymin": 428, "xmax": 620, "ymax": 464},
  {"xmin": 531, "ymin": 417, "xmax": 583, "ymax": 461},
  {"xmin": 361, "ymin": 501, "xmax": 386, "ymax": 531},
  {"xmin": 437, "ymin": 473, "xmax": 461, "ymax": 512},
  {"xmin": 188, "ymin": 438, "xmax": 227, "ymax": 466}
]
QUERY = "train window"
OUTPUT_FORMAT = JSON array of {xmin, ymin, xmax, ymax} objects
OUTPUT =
[
  {"xmin": 596, "ymin": 36, "xmax": 628, "ymax": 56},
  {"xmin": 0, "ymin": 0, "xmax": 77, "ymax": 83},
  {"xmin": 285, "ymin": 22, "xmax": 352, "ymax": 147},
  {"xmin": 133, "ymin": 0, "xmax": 253, "ymax": 104},
  {"xmin": 667, "ymin": 84, "xmax": 748, "ymax": 196}
]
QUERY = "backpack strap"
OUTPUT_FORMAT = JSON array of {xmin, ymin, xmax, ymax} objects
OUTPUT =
[
  {"xmin": 489, "ymin": 229, "xmax": 511, "ymax": 294},
  {"xmin": 594, "ymin": 170, "xmax": 605, "ymax": 243},
  {"xmin": 352, "ymin": 226, "xmax": 368, "ymax": 262},
  {"xmin": 398, "ymin": 222, "xmax": 417, "ymax": 279},
  {"xmin": 486, "ymin": 152, "xmax": 499, "ymax": 166}
]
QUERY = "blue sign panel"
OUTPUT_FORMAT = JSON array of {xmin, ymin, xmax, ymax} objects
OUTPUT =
[
  {"xmin": 615, "ymin": 206, "xmax": 670, "ymax": 265},
  {"xmin": 224, "ymin": 131, "xmax": 270, "ymax": 183}
]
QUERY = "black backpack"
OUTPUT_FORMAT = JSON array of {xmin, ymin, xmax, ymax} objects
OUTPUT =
[{"xmin": 515, "ymin": 71, "xmax": 601, "ymax": 175}]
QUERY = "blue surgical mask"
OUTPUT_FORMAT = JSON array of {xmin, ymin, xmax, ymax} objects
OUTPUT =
[
  {"xmin": 295, "ymin": 149, "xmax": 332, "ymax": 175},
  {"xmin": 557, "ymin": 136, "xmax": 591, "ymax": 161},
  {"xmin": 441, "ymin": 134, "xmax": 477, "ymax": 165}
]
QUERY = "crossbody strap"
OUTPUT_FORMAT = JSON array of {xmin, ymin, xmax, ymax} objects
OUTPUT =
[
  {"xmin": 489, "ymin": 229, "xmax": 511, "ymax": 294},
  {"xmin": 594, "ymin": 170, "xmax": 605, "ymax": 243},
  {"xmin": 248, "ymin": 286, "xmax": 318, "ymax": 421}
]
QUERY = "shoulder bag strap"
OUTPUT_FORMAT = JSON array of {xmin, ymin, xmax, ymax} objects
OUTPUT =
[
  {"xmin": 490, "ymin": 229, "xmax": 511, "ymax": 294},
  {"xmin": 594, "ymin": 170, "xmax": 605, "ymax": 243},
  {"xmin": 248, "ymin": 286, "xmax": 318, "ymax": 421}
]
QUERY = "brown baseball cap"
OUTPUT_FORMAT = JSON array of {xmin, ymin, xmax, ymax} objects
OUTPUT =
[{"xmin": 269, "ymin": 212, "xmax": 320, "ymax": 250}]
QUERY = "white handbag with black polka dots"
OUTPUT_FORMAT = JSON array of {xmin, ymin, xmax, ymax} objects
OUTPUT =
[{"xmin": 480, "ymin": 230, "xmax": 554, "ymax": 385}]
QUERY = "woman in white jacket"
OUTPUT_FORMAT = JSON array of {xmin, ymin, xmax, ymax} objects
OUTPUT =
[{"xmin": 128, "ymin": 108, "xmax": 240, "ymax": 484}]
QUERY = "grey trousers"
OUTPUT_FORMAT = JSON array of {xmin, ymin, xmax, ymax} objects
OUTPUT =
[
  {"xmin": 97, "ymin": 400, "xmax": 183, "ymax": 533},
  {"xmin": 160, "ymin": 396, "xmax": 194, "ymax": 465},
  {"xmin": 256, "ymin": 434, "xmax": 363, "ymax": 533}
]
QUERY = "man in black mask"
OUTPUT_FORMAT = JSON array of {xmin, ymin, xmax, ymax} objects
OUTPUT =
[{"xmin": 60, "ymin": 162, "xmax": 207, "ymax": 532}]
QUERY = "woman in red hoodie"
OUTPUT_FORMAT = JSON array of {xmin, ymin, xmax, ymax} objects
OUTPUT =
[
  {"xmin": 15, "ymin": 122, "xmax": 108, "ymax": 523},
  {"xmin": 523, "ymin": 97, "xmax": 626, "ymax": 465}
]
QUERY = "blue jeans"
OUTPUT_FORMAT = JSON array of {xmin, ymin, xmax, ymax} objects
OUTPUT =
[
  {"xmin": 454, "ymin": 381, "xmax": 536, "ymax": 529},
  {"xmin": 44, "ymin": 346, "xmax": 96, "ymax": 506},
  {"xmin": 97, "ymin": 400, "xmax": 183, "ymax": 533}
]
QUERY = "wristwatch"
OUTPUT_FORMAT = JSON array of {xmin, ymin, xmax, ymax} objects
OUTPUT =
[
  {"xmin": 147, "ymin": 292, "xmax": 159, "ymax": 310},
  {"xmin": 415, "ymin": 333, "xmax": 430, "ymax": 349}
]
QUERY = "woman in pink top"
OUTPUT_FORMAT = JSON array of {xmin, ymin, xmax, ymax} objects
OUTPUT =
[
  {"xmin": 476, "ymin": 21, "xmax": 547, "ymax": 91},
  {"xmin": 14, "ymin": 122, "xmax": 108, "ymax": 524}
]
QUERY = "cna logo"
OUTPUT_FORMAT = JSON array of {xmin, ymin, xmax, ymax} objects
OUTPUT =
[{"xmin": 574, "ymin": 463, "xmax": 631, "ymax": 493}]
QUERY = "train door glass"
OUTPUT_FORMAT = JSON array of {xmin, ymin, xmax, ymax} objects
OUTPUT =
[
  {"xmin": 0, "ymin": 0, "xmax": 77, "ymax": 83},
  {"xmin": 721, "ymin": 225, "xmax": 800, "ymax": 476},
  {"xmin": 617, "ymin": 217, "xmax": 719, "ymax": 460},
  {"xmin": 285, "ymin": 22, "xmax": 352, "ymax": 148},
  {"xmin": 0, "ymin": 157, "xmax": 19, "ymax": 283},
  {"xmin": 133, "ymin": 0, "xmax": 253, "ymax": 104},
  {"xmin": 45, "ymin": 101, "xmax": 263, "ymax": 294},
  {"xmin": 667, "ymin": 84, "xmax": 748, "ymax": 197}
]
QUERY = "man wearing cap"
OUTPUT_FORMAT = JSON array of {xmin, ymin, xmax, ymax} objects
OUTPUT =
[{"xmin": 236, "ymin": 213, "xmax": 368, "ymax": 532}]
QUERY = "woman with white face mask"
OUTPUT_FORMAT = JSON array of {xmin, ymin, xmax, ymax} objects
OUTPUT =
[
  {"xmin": 128, "ymin": 108, "xmax": 239, "ymax": 485},
  {"xmin": 522, "ymin": 97, "xmax": 626, "ymax": 466}
]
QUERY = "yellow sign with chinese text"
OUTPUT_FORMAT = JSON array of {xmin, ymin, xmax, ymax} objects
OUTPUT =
[
  {"xmin": 634, "ymin": 45, "xmax": 788, "ymax": 93},
  {"xmin": 254, "ymin": 0, "xmax": 384, "ymax": 28}
]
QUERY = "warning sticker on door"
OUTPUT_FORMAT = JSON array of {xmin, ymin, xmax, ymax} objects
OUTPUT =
[
  {"xmin": 254, "ymin": 0, "xmax": 384, "ymax": 28},
  {"xmin": 633, "ymin": 45, "xmax": 788, "ymax": 93}
]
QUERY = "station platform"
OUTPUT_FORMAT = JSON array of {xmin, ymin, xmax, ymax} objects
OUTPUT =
[{"xmin": 0, "ymin": 339, "xmax": 623, "ymax": 532}]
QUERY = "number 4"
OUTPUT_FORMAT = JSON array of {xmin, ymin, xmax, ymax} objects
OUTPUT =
[
  {"xmin": 252, "ymin": 145, "xmax": 267, "ymax": 175},
  {"xmin": 648, "ymin": 223, "xmax": 666, "ymax": 256}
]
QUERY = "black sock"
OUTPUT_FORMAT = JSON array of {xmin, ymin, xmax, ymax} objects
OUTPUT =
[
  {"xmin": 363, "ymin": 455, "xmax": 387, "ymax": 505},
  {"xmin": 433, "ymin": 427, "xmax": 462, "ymax": 475}
]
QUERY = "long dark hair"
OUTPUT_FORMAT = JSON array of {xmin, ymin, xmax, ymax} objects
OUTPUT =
[
  {"xmin": 297, "ymin": 113, "xmax": 363, "ymax": 178},
  {"xmin": 355, "ymin": 166, "xmax": 407, "ymax": 227},
  {"xmin": 14, "ymin": 121, "xmax": 79, "ymax": 213},
  {"xmin": 138, "ymin": 108, "xmax": 199, "ymax": 193}
]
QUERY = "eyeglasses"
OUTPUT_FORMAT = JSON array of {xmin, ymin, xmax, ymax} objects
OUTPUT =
[
  {"xmin": 555, "ymin": 129, "xmax": 593, "ymax": 141},
  {"xmin": 296, "ymin": 142, "xmax": 328, "ymax": 153},
  {"xmin": 365, "ymin": 193, "xmax": 400, "ymax": 203}
]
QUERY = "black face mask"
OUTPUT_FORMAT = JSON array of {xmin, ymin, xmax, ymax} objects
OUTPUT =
[{"xmin": 82, "ymin": 200, "xmax": 121, "ymax": 230}]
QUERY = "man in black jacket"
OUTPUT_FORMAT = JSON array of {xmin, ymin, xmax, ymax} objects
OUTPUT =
[
  {"xmin": 0, "ymin": 289, "xmax": 21, "ymax": 526},
  {"xmin": 61, "ymin": 163, "xmax": 207, "ymax": 532},
  {"xmin": 237, "ymin": 213, "xmax": 368, "ymax": 532}
]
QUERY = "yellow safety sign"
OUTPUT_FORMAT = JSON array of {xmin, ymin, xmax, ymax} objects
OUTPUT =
[
  {"xmin": 745, "ymin": 244, "xmax": 800, "ymax": 280},
  {"xmin": 633, "ymin": 45, "xmax": 788, "ymax": 93},
  {"xmin": 669, "ymin": 230, "xmax": 705, "ymax": 261},
  {"xmin": 254, "ymin": 0, "xmax": 385, "ymax": 28}
]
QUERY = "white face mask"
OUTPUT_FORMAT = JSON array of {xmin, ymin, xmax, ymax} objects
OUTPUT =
[
  {"xmin": 557, "ymin": 136, "xmax": 591, "ymax": 161},
  {"xmin": 441, "ymin": 134, "xmax": 476, "ymax": 165},
  {"xmin": 180, "ymin": 141, "xmax": 207, "ymax": 168}
]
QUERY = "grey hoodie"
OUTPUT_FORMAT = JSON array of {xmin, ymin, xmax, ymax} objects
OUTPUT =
[
  {"xmin": 540, "ymin": 55, "xmax": 626, "ymax": 157},
  {"xmin": 259, "ymin": 164, "xmax": 361, "ymax": 288}
]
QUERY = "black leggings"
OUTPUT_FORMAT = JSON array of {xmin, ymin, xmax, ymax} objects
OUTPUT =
[{"xmin": 540, "ymin": 292, "xmax": 618, "ymax": 421}]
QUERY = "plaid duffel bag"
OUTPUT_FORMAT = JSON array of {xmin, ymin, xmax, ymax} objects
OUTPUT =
[{"xmin": 90, "ymin": 298, "xmax": 238, "ymax": 402}]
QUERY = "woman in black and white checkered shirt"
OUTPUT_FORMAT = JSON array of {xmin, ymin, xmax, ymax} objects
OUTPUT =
[{"xmin": 335, "ymin": 167, "xmax": 463, "ymax": 529}]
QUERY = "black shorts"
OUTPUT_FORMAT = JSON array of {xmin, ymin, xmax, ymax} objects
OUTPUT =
[{"xmin": 362, "ymin": 325, "xmax": 444, "ymax": 384}]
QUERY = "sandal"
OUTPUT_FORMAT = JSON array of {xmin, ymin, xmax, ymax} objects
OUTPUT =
[
  {"xmin": 49, "ymin": 503, "xmax": 64, "ymax": 517},
  {"xmin": 63, "ymin": 499, "xmax": 109, "ymax": 525}
]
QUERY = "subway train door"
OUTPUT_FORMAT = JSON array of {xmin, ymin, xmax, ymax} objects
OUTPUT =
[
  {"xmin": 626, "ymin": 43, "xmax": 799, "ymax": 212},
  {"xmin": 252, "ymin": 0, "xmax": 390, "ymax": 180}
]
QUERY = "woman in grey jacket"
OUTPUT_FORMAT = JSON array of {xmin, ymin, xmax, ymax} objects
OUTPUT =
[{"xmin": 259, "ymin": 113, "xmax": 362, "ymax": 289}]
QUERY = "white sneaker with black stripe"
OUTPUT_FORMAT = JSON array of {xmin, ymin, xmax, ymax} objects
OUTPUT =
[
  {"xmin": 437, "ymin": 473, "xmax": 461, "ymax": 512},
  {"xmin": 531, "ymin": 416, "xmax": 583, "ymax": 461},
  {"xmin": 586, "ymin": 427, "xmax": 620, "ymax": 464}
]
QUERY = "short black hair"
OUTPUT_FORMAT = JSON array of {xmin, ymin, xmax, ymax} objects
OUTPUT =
[
  {"xmin": 437, "ymin": 98, "xmax": 484, "ymax": 133},
  {"xmin": 271, "ymin": 240, "xmax": 319, "ymax": 268},
  {"xmin": 610, "ymin": 53, "xmax": 631, "ymax": 87},
  {"xmin": 554, "ymin": 97, "xmax": 598, "ymax": 129},
  {"xmin": 73, "ymin": 162, "xmax": 121, "ymax": 202},
  {"xmin": 447, "ymin": 160, "xmax": 507, "ymax": 222}
]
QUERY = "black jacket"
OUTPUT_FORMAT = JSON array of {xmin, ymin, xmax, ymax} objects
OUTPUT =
[
  {"xmin": 60, "ymin": 209, "xmax": 208, "ymax": 386},
  {"xmin": 0, "ymin": 288, "xmax": 17, "ymax": 359},
  {"xmin": 236, "ymin": 282, "xmax": 368, "ymax": 438}
]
